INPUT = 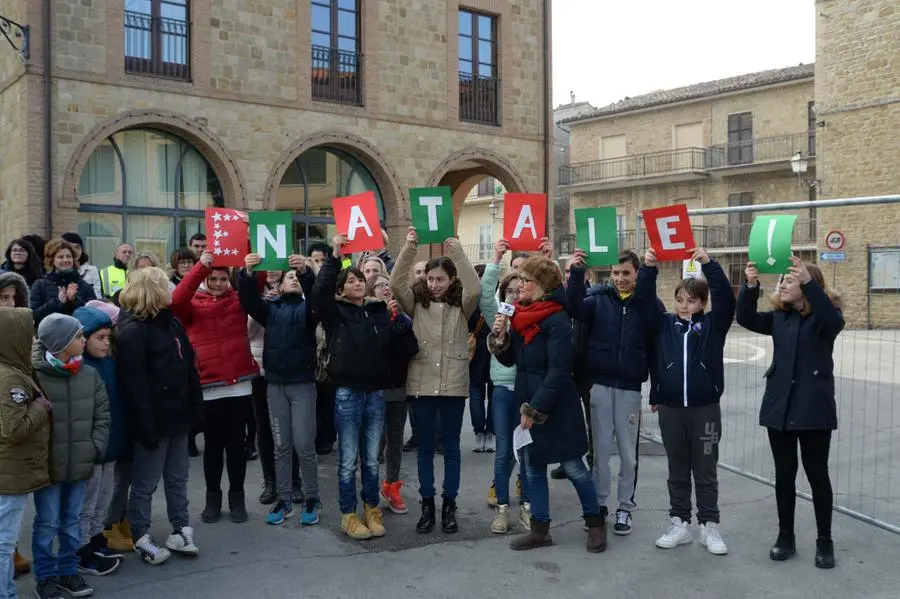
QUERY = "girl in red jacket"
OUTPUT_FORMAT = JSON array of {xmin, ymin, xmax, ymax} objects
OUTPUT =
[{"xmin": 170, "ymin": 251, "xmax": 259, "ymax": 525}]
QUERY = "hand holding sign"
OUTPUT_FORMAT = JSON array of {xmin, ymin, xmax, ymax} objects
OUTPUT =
[
  {"xmin": 244, "ymin": 252, "xmax": 262, "ymax": 274},
  {"xmin": 642, "ymin": 204, "xmax": 696, "ymax": 262},
  {"xmin": 745, "ymin": 262, "xmax": 760, "ymax": 287},
  {"xmin": 788, "ymin": 255, "xmax": 812, "ymax": 284},
  {"xmin": 748, "ymin": 215, "xmax": 797, "ymax": 273},
  {"xmin": 332, "ymin": 192, "xmax": 383, "ymax": 254},
  {"xmin": 504, "ymin": 193, "xmax": 546, "ymax": 251},
  {"xmin": 410, "ymin": 187, "xmax": 455, "ymax": 243},
  {"xmin": 644, "ymin": 247, "xmax": 658, "ymax": 267},
  {"xmin": 332, "ymin": 234, "xmax": 349, "ymax": 259}
]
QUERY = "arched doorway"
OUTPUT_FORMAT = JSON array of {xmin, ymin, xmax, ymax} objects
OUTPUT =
[
  {"xmin": 275, "ymin": 146, "xmax": 385, "ymax": 254},
  {"xmin": 76, "ymin": 128, "xmax": 224, "ymax": 269}
]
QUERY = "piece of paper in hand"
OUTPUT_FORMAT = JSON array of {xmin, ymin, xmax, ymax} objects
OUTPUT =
[{"xmin": 513, "ymin": 425, "xmax": 533, "ymax": 463}]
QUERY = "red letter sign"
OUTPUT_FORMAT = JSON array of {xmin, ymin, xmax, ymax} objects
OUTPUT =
[
  {"xmin": 332, "ymin": 191, "xmax": 384, "ymax": 254},
  {"xmin": 642, "ymin": 204, "xmax": 696, "ymax": 261},
  {"xmin": 504, "ymin": 193, "xmax": 546, "ymax": 251},
  {"xmin": 205, "ymin": 207, "xmax": 249, "ymax": 267}
]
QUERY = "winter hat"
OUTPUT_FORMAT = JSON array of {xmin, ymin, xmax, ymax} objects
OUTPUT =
[
  {"xmin": 61, "ymin": 232, "xmax": 85, "ymax": 247},
  {"xmin": 518, "ymin": 255, "xmax": 563, "ymax": 294},
  {"xmin": 0, "ymin": 271, "xmax": 29, "ymax": 307},
  {"xmin": 85, "ymin": 300, "xmax": 121, "ymax": 326},
  {"xmin": 37, "ymin": 313, "xmax": 84, "ymax": 356},
  {"xmin": 73, "ymin": 307, "xmax": 112, "ymax": 339}
]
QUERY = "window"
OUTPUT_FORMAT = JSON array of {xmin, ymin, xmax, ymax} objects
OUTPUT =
[
  {"xmin": 276, "ymin": 147, "xmax": 385, "ymax": 254},
  {"xmin": 478, "ymin": 224, "xmax": 493, "ymax": 261},
  {"xmin": 727, "ymin": 112, "xmax": 753, "ymax": 165},
  {"xmin": 124, "ymin": 0, "xmax": 190, "ymax": 80},
  {"xmin": 77, "ymin": 129, "xmax": 224, "ymax": 269},
  {"xmin": 727, "ymin": 192, "xmax": 753, "ymax": 246},
  {"xmin": 477, "ymin": 177, "xmax": 495, "ymax": 197},
  {"xmin": 458, "ymin": 10, "xmax": 499, "ymax": 125},
  {"xmin": 311, "ymin": 0, "xmax": 363, "ymax": 105},
  {"xmin": 808, "ymin": 101, "xmax": 817, "ymax": 156}
]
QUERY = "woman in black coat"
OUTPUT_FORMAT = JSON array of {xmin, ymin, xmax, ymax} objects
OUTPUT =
[
  {"xmin": 30, "ymin": 238, "xmax": 96, "ymax": 326},
  {"xmin": 737, "ymin": 256, "xmax": 844, "ymax": 569},
  {"xmin": 1, "ymin": 238, "xmax": 43, "ymax": 287},
  {"xmin": 488, "ymin": 255, "xmax": 604, "ymax": 553}
]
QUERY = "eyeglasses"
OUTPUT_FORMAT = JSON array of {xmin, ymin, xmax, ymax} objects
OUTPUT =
[{"xmin": 373, "ymin": 282, "xmax": 389, "ymax": 290}]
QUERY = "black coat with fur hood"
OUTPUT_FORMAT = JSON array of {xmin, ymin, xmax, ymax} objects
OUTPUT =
[{"xmin": 0, "ymin": 271, "xmax": 30, "ymax": 308}]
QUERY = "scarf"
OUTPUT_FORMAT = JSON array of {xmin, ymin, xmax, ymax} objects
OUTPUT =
[
  {"xmin": 510, "ymin": 300, "xmax": 564, "ymax": 345},
  {"xmin": 45, "ymin": 351, "xmax": 83, "ymax": 375}
]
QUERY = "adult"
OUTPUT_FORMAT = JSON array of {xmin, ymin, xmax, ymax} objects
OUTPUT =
[
  {"xmin": 20, "ymin": 235, "xmax": 46, "ymax": 265},
  {"xmin": 307, "ymin": 243, "xmax": 330, "ymax": 275},
  {"xmin": 61, "ymin": 233, "xmax": 102, "ymax": 299},
  {"xmin": 737, "ymin": 258, "xmax": 844, "ymax": 569},
  {"xmin": 358, "ymin": 228, "xmax": 395, "ymax": 273},
  {"xmin": 170, "ymin": 251, "xmax": 258, "ymax": 525},
  {"xmin": 360, "ymin": 256, "xmax": 388, "ymax": 281},
  {"xmin": 30, "ymin": 238, "xmax": 97, "ymax": 326},
  {"xmin": 169, "ymin": 248, "xmax": 197, "ymax": 287},
  {"xmin": 188, "ymin": 234, "xmax": 207, "ymax": 256},
  {"xmin": 100, "ymin": 244, "xmax": 133, "ymax": 298},
  {"xmin": 487, "ymin": 255, "xmax": 604, "ymax": 553},
  {"xmin": 117, "ymin": 267, "xmax": 202, "ymax": 566},
  {"xmin": 1, "ymin": 238, "xmax": 43, "ymax": 287},
  {"xmin": 390, "ymin": 227, "xmax": 481, "ymax": 535}
]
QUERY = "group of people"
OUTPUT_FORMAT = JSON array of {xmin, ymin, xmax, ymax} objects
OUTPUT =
[{"xmin": 0, "ymin": 220, "xmax": 845, "ymax": 598}]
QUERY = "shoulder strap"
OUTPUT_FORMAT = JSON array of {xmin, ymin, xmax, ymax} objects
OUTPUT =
[{"xmin": 473, "ymin": 314, "xmax": 486, "ymax": 336}]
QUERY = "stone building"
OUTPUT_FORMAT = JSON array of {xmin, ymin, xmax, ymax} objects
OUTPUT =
[
  {"xmin": 0, "ymin": 0, "xmax": 551, "ymax": 266},
  {"xmin": 562, "ymin": 0, "xmax": 899, "ymax": 327}
]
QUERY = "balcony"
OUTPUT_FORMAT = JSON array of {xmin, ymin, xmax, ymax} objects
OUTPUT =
[
  {"xmin": 707, "ymin": 132, "xmax": 815, "ymax": 175},
  {"xmin": 559, "ymin": 147, "xmax": 710, "ymax": 192},
  {"xmin": 311, "ymin": 45, "xmax": 364, "ymax": 105},
  {"xmin": 459, "ymin": 73, "xmax": 500, "ymax": 126},
  {"xmin": 124, "ymin": 11, "xmax": 190, "ymax": 80}
]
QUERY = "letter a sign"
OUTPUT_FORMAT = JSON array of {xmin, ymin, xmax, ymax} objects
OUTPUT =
[
  {"xmin": 574, "ymin": 207, "xmax": 619, "ymax": 267},
  {"xmin": 332, "ymin": 191, "xmax": 384, "ymax": 254},
  {"xmin": 409, "ymin": 186, "xmax": 455, "ymax": 244},
  {"xmin": 642, "ymin": 204, "xmax": 696, "ymax": 262},
  {"xmin": 504, "ymin": 193, "xmax": 546, "ymax": 251},
  {"xmin": 249, "ymin": 211, "xmax": 293, "ymax": 270}
]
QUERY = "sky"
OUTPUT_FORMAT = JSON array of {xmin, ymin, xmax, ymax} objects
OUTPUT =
[{"xmin": 552, "ymin": 0, "xmax": 816, "ymax": 109}]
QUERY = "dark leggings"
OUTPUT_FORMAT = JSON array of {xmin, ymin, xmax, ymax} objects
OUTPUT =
[
  {"xmin": 767, "ymin": 428, "xmax": 833, "ymax": 539},
  {"xmin": 204, "ymin": 395, "xmax": 251, "ymax": 494},
  {"xmin": 384, "ymin": 400, "xmax": 408, "ymax": 482}
]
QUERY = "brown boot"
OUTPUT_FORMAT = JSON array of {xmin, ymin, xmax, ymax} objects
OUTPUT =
[
  {"xmin": 13, "ymin": 549, "xmax": 30, "ymax": 577},
  {"xmin": 585, "ymin": 515, "xmax": 608, "ymax": 553},
  {"xmin": 510, "ymin": 519, "xmax": 553, "ymax": 551}
]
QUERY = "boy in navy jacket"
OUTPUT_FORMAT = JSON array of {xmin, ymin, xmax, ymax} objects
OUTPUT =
[{"xmin": 640, "ymin": 247, "xmax": 735, "ymax": 556}]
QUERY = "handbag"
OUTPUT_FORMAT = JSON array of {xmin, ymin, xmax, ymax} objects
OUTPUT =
[{"xmin": 467, "ymin": 315, "xmax": 486, "ymax": 362}]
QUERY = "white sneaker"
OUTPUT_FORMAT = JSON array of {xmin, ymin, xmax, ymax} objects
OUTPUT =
[
  {"xmin": 134, "ymin": 534, "xmax": 171, "ymax": 565},
  {"xmin": 474, "ymin": 433, "xmax": 486, "ymax": 453},
  {"xmin": 655, "ymin": 517, "xmax": 693, "ymax": 549},
  {"xmin": 484, "ymin": 433, "xmax": 496, "ymax": 453},
  {"xmin": 491, "ymin": 504, "xmax": 510, "ymax": 534},
  {"xmin": 519, "ymin": 502, "xmax": 532, "ymax": 529},
  {"xmin": 165, "ymin": 526, "xmax": 200, "ymax": 556},
  {"xmin": 699, "ymin": 523, "xmax": 728, "ymax": 555}
]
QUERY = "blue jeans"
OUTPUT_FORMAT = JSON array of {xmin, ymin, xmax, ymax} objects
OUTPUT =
[
  {"xmin": 524, "ymin": 448, "xmax": 600, "ymax": 523},
  {"xmin": 0, "ymin": 495, "xmax": 27, "ymax": 599},
  {"xmin": 412, "ymin": 396, "xmax": 465, "ymax": 500},
  {"xmin": 335, "ymin": 387, "xmax": 385, "ymax": 514},
  {"xmin": 492, "ymin": 385, "xmax": 527, "ymax": 505},
  {"xmin": 469, "ymin": 381, "xmax": 494, "ymax": 435},
  {"xmin": 32, "ymin": 481, "xmax": 86, "ymax": 582}
]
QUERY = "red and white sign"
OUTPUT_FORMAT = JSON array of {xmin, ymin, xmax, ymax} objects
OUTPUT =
[
  {"xmin": 205, "ymin": 207, "xmax": 249, "ymax": 267},
  {"xmin": 642, "ymin": 204, "xmax": 696, "ymax": 262},
  {"xmin": 824, "ymin": 229, "xmax": 846, "ymax": 251},
  {"xmin": 503, "ymin": 193, "xmax": 547, "ymax": 251},
  {"xmin": 332, "ymin": 191, "xmax": 384, "ymax": 254}
]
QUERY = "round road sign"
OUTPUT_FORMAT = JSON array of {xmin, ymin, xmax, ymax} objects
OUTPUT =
[{"xmin": 824, "ymin": 230, "xmax": 846, "ymax": 251}]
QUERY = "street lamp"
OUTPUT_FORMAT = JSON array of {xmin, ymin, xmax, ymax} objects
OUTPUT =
[
  {"xmin": 791, "ymin": 151, "xmax": 820, "ymax": 190},
  {"xmin": 0, "ymin": 14, "xmax": 29, "ymax": 60},
  {"xmin": 488, "ymin": 199, "xmax": 502, "ymax": 223}
]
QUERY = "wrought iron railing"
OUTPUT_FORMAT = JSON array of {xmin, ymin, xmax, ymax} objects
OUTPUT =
[
  {"xmin": 124, "ymin": 11, "xmax": 190, "ymax": 80},
  {"xmin": 311, "ymin": 45, "xmax": 363, "ymax": 105},
  {"xmin": 560, "ymin": 147, "xmax": 709, "ymax": 187},
  {"xmin": 459, "ymin": 73, "xmax": 500, "ymax": 126},
  {"xmin": 708, "ymin": 132, "xmax": 814, "ymax": 168}
]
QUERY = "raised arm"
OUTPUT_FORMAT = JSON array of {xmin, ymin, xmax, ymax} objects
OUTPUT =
[
  {"xmin": 237, "ymin": 268, "xmax": 269, "ymax": 327},
  {"xmin": 170, "ymin": 253, "xmax": 212, "ymax": 325},
  {"xmin": 445, "ymin": 237, "xmax": 481, "ymax": 317},
  {"xmin": 735, "ymin": 262, "xmax": 773, "ymax": 335},
  {"xmin": 793, "ymin": 258, "xmax": 844, "ymax": 338},
  {"xmin": 700, "ymin": 256, "xmax": 736, "ymax": 333},
  {"xmin": 479, "ymin": 262, "xmax": 502, "ymax": 323},
  {"xmin": 389, "ymin": 227, "xmax": 419, "ymax": 315},
  {"xmin": 310, "ymin": 253, "xmax": 341, "ymax": 327},
  {"xmin": 297, "ymin": 267, "xmax": 318, "ymax": 329}
]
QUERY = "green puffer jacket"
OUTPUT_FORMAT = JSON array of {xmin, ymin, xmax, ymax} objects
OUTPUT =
[
  {"xmin": 0, "ymin": 308, "xmax": 53, "ymax": 495},
  {"xmin": 33, "ymin": 341, "xmax": 110, "ymax": 483}
]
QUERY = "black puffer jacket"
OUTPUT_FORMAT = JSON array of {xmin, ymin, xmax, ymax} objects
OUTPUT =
[
  {"xmin": 30, "ymin": 269, "xmax": 97, "ymax": 326},
  {"xmin": 115, "ymin": 309, "xmax": 203, "ymax": 449},
  {"xmin": 237, "ymin": 269, "xmax": 318, "ymax": 383}
]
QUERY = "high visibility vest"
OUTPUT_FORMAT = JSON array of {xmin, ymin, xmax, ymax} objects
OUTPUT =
[
  {"xmin": 100, "ymin": 265, "xmax": 127, "ymax": 298},
  {"xmin": 341, "ymin": 257, "xmax": 352, "ymax": 270}
]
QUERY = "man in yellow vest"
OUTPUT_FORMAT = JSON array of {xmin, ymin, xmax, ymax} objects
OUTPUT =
[{"xmin": 100, "ymin": 243, "xmax": 133, "ymax": 298}]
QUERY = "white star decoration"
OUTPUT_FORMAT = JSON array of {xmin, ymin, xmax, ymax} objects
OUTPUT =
[
  {"xmin": 213, "ymin": 247, "xmax": 223, "ymax": 255},
  {"xmin": 212, "ymin": 212, "xmax": 222, "ymax": 222},
  {"xmin": 214, "ymin": 240, "xmax": 221, "ymax": 247}
]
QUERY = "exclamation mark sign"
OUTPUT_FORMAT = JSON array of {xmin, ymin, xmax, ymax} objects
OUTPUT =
[{"xmin": 766, "ymin": 218, "xmax": 777, "ymax": 266}]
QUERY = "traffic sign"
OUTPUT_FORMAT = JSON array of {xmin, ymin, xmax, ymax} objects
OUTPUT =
[
  {"xmin": 824, "ymin": 229, "xmax": 846, "ymax": 250},
  {"xmin": 820, "ymin": 251, "xmax": 846, "ymax": 262}
]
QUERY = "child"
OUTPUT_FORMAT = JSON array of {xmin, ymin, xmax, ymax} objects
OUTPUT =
[
  {"xmin": 74, "ymin": 306, "xmax": 128, "ymax": 577},
  {"xmin": 640, "ymin": 247, "xmax": 736, "ymax": 556},
  {"xmin": 32, "ymin": 314, "xmax": 110, "ymax": 599}
]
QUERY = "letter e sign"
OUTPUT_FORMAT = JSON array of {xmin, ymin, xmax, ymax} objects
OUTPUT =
[{"xmin": 642, "ymin": 204, "xmax": 696, "ymax": 262}]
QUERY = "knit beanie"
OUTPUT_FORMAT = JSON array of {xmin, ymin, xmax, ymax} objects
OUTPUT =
[
  {"xmin": 73, "ymin": 307, "xmax": 113, "ymax": 339},
  {"xmin": 85, "ymin": 300, "xmax": 121, "ymax": 326},
  {"xmin": 36, "ymin": 313, "xmax": 84, "ymax": 356}
]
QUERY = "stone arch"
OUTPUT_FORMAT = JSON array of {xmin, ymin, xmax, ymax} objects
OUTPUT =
[
  {"xmin": 60, "ymin": 109, "xmax": 247, "ymax": 209},
  {"xmin": 263, "ymin": 132, "xmax": 406, "ymax": 227}
]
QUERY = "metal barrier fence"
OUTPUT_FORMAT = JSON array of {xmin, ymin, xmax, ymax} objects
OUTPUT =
[{"xmin": 631, "ymin": 195, "xmax": 900, "ymax": 534}]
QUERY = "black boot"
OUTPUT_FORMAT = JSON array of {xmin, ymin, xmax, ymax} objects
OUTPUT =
[
  {"xmin": 550, "ymin": 465, "xmax": 568, "ymax": 480},
  {"xmin": 815, "ymin": 537, "xmax": 835, "ymax": 569},
  {"xmin": 228, "ymin": 490, "xmax": 248, "ymax": 523},
  {"xmin": 201, "ymin": 491, "xmax": 222, "ymax": 523},
  {"xmin": 769, "ymin": 530, "xmax": 796, "ymax": 561},
  {"xmin": 416, "ymin": 497, "xmax": 436, "ymax": 533},
  {"xmin": 259, "ymin": 481, "xmax": 276, "ymax": 505},
  {"xmin": 441, "ymin": 498, "xmax": 458, "ymax": 534}
]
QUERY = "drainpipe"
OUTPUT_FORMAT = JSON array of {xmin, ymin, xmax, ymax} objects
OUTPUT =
[
  {"xmin": 542, "ymin": 0, "xmax": 553, "ymax": 239},
  {"xmin": 43, "ymin": 0, "xmax": 53, "ymax": 237}
]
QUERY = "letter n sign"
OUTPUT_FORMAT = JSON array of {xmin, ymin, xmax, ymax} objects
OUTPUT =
[
  {"xmin": 409, "ymin": 186, "xmax": 455, "ymax": 244},
  {"xmin": 249, "ymin": 211, "xmax": 293, "ymax": 270}
]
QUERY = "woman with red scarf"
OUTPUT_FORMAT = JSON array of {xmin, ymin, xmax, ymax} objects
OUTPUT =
[{"xmin": 487, "ymin": 255, "xmax": 604, "ymax": 553}]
